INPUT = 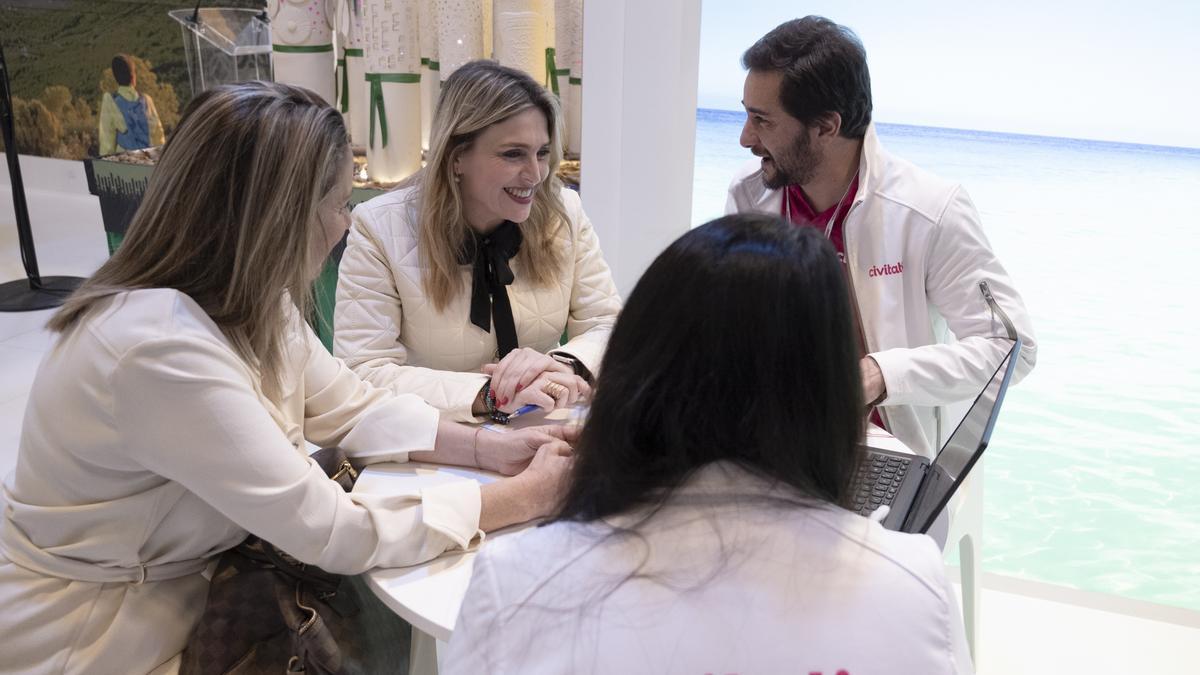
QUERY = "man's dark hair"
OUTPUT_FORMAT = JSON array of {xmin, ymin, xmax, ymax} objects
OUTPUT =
[
  {"xmin": 742, "ymin": 16, "xmax": 873, "ymax": 138},
  {"xmin": 553, "ymin": 214, "xmax": 865, "ymax": 524},
  {"xmin": 112, "ymin": 54, "xmax": 134, "ymax": 87}
]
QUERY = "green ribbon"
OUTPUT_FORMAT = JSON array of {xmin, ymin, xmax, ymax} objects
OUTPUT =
[
  {"xmin": 421, "ymin": 57, "xmax": 441, "ymax": 71},
  {"xmin": 272, "ymin": 44, "xmax": 334, "ymax": 54},
  {"xmin": 339, "ymin": 50, "xmax": 363, "ymax": 114},
  {"xmin": 568, "ymin": 76, "xmax": 582, "ymax": 85},
  {"xmin": 337, "ymin": 59, "xmax": 348, "ymax": 112},
  {"xmin": 365, "ymin": 72, "xmax": 421, "ymax": 149},
  {"xmin": 544, "ymin": 47, "xmax": 560, "ymax": 95}
]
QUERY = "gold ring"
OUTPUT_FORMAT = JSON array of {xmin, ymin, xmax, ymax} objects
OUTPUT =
[{"xmin": 543, "ymin": 382, "xmax": 568, "ymax": 398}]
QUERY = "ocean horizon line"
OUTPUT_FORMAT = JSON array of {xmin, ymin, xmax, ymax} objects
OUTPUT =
[{"xmin": 696, "ymin": 107, "xmax": 1200, "ymax": 155}]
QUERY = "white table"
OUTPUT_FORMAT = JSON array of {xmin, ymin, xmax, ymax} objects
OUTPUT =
[
  {"xmin": 354, "ymin": 463, "xmax": 517, "ymax": 634},
  {"xmin": 355, "ymin": 423, "xmax": 924, "ymax": 674},
  {"xmin": 355, "ymin": 461, "xmax": 537, "ymax": 674}
]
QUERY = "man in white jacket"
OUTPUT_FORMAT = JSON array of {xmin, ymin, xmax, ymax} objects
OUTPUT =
[{"xmin": 727, "ymin": 16, "xmax": 1037, "ymax": 457}]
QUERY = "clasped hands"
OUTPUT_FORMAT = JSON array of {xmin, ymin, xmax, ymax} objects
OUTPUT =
[{"xmin": 483, "ymin": 347, "xmax": 590, "ymax": 414}]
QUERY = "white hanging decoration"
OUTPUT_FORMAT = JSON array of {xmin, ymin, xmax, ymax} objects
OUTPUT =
[
  {"xmin": 435, "ymin": 0, "xmax": 485, "ymax": 80},
  {"xmin": 492, "ymin": 0, "xmax": 548, "ymax": 84},
  {"xmin": 482, "ymin": 0, "xmax": 494, "ymax": 60},
  {"xmin": 362, "ymin": 0, "xmax": 423, "ymax": 182},
  {"xmin": 269, "ymin": 0, "xmax": 338, "ymax": 106},
  {"xmin": 418, "ymin": 0, "xmax": 441, "ymax": 150},
  {"xmin": 336, "ymin": 0, "xmax": 369, "ymax": 147},
  {"xmin": 553, "ymin": 0, "xmax": 582, "ymax": 156}
]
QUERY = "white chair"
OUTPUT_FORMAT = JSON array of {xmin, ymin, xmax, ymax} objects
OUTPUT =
[{"xmin": 940, "ymin": 398, "xmax": 982, "ymax": 665}]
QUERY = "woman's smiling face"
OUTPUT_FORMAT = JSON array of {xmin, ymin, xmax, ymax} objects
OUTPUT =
[{"xmin": 454, "ymin": 107, "xmax": 551, "ymax": 233}]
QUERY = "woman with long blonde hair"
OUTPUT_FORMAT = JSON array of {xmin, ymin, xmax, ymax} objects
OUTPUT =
[
  {"xmin": 334, "ymin": 60, "xmax": 620, "ymax": 423},
  {"xmin": 0, "ymin": 81, "xmax": 572, "ymax": 674}
]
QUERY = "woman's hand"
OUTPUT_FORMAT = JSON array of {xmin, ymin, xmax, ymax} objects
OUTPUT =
[
  {"xmin": 501, "ymin": 371, "xmax": 590, "ymax": 414},
  {"xmin": 474, "ymin": 424, "xmax": 579, "ymax": 476},
  {"xmin": 479, "ymin": 439, "xmax": 575, "ymax": 532},
  {"xmin": 515, "ymin": 439, "xmax": 574, "ymax": 513},
  {"xmin": 483, "ymin": 348, "xmax": 590, "ymax": 411}
]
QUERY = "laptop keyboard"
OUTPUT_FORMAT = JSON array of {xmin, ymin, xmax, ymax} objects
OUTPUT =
[{"xmin": 852, "ymin": 453, "xmax": 911, "ymax": 516}]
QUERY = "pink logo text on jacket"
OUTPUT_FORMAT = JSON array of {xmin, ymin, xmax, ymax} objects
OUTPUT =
[{"xmin": 867, "ymin": 261, "xmax": 904, "ymax": 278}]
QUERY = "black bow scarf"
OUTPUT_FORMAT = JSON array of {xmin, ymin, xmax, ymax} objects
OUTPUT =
[{"xmin": 460, "ymin": 221, "xmax": 523, "ymax": 358}]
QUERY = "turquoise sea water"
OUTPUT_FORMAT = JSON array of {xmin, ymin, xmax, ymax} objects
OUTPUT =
[{"xmin": 693, "ymin": 108, "xmax": 1200, "ymax": 611}]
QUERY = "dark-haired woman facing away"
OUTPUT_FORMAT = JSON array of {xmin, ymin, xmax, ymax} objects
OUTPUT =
[{"xmin": 444, "ymin": 214, "xmax": 973, "ymax": 674}]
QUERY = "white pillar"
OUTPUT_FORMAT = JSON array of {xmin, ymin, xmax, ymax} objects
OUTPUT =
[{"xmin": 580, "ymin": 0, "xmax": 701, "ymax": 297}]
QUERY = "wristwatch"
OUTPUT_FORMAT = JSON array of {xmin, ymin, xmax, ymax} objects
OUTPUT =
[{"xmin": 550, "ymin": 352, "xmax": 592, "ymax": 383}]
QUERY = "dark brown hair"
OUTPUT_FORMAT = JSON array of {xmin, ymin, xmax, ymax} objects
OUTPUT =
[{"xmin": 742, "ymin": 16, "xmax": 873, "ymax": 138}]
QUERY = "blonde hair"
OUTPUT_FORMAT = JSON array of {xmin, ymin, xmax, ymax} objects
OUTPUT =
[
  {"xmin": 50, "ymin": 81, "xmax": 349, "ymax": 394},
  {"xmin": 407, "ymin": 60, "xmax": 567, "ymax": 309}
]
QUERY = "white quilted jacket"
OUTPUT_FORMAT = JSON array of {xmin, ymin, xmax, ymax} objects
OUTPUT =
[{"xmin": 334, "ymin": 185, "xmax": 621, "ymax": 422}]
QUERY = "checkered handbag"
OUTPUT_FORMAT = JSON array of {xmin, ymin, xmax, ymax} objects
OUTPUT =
[{"xmin": 180, "ymin": 448, "xmax": 410, "ymax": 674}]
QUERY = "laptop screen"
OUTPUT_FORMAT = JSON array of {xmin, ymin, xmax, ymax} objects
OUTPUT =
[{"xmin": 902, "ymin": 339, "xmax": 1022, "ymax": 533}]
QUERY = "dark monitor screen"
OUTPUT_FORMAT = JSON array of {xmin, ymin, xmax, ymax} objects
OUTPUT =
[{"xmin": 903, "ymin": 339, "xmax": 1021, "ymax": 533}]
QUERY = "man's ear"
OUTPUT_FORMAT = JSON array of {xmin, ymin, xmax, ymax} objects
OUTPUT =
[{"xmin": 815, "ymin": 112, "xmax": 843, "ymax": 139}]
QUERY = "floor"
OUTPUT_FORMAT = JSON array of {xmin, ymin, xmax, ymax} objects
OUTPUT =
[{"xmin": 3, "ymin": 156, "xmax": 1199, "ymax": 673}]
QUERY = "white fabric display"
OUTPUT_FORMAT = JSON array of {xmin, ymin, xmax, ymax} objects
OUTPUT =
[
  {"xmin": 362, "ymin": 0, "xmax": 423, "ymax": 182},
  {"xmin": 337, "ymin": 1, "xmax": 370, "ymax": 147},
  {"xmin": 492, "ymin": 0, "xmax": 548, "ymax": 83},
  {"xmin": 270, "ymin": 0, "xmax": 338, "ymax": 106},
  {"xmin": 483, "ymin": 0, "xmax": 494, "ymax": 60},
  {"xmin": 542, "ymin": 0, "xmax": 555, "ymax": 51},
  {"xmin": 419, "ymin": 0, "xmax": 440, "ymax": 150},
  {"xmin": 566, "ymin": 77, "xmax": 581, "ymax": 156},
  {"xmin": 554, "ymin": 0, "xmax": 582, "ymax": 155},
  {"xmin": 436, "ymin": 0, "xmax": 485, "ymax": 79},
  {"xmin": 552, "ymin": 0, "xmax": 571, "ymax": 125}
]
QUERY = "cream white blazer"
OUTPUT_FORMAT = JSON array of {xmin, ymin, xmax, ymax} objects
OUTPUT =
[
  {"xmin": 334, "ymin": 185, "xmax": 621, "ymax": 422},
  {"xmin": 0, "ymin": 289, "xmax": 480, "ymax": 675}
]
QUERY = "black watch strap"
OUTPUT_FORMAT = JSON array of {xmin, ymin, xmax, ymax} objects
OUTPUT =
[{"xmin": 550, "ymin": 352, "xmax": 592, "ymax": 384}]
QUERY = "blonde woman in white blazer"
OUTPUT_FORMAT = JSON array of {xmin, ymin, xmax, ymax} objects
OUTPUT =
[
  {"xmin": 0, "ymin": 82, "xmax": 572, "ymax": 675},
  {"xmin": 334, "ymin": 61, "xmax": 620, "ymax": 424},
  {"xmin": 445, "ymin": 216, "xmax": 973, "ymax": 674}
]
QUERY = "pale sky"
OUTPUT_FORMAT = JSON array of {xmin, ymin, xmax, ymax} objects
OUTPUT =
[{"xmin": 697, "ymin": 0, "xmax": 1200, "ymax": 149}]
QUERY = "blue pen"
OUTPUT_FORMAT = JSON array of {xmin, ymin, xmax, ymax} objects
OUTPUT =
[{"xmin": 506, "ymin": 404, "xmax": 540, "ymax": 421}]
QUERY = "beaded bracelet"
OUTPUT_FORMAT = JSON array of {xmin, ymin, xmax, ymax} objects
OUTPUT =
[{"xmin": 483, "ymin": 382, "xmax": 511, "ymax": 424}]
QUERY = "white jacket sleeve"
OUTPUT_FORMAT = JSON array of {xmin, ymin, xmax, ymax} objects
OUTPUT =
[
  {"xmin": 550, "ymin": 191, "xmax": 621, "ymax": 377},
  {"xmin": 294, "ymin": 316, "xmax": 440, "ymax": 462},
  {"xmin": 111, "ymin": 334, "xmax": 481, "ymax": 572},
  {"xmin": 334, "ymin": 210, "xmax": 489, "ymax": 423},
  {"xmin": 870, "ymin": 187, "xmax": 1037, "ymax": 407}
]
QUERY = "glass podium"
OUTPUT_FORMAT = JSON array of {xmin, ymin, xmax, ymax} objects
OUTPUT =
[{"xmin": 168, "ymin": 8, "xmax": 272, "ymax": 97}]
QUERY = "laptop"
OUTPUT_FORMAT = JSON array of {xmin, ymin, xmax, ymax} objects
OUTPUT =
[{"xmin": 850, "ymin": 338, "xmax": 1021, "ymax": 534}]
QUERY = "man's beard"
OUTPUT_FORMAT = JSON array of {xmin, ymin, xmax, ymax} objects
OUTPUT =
[{"xmin": 761, "ymin": 130, "xmax": 820, "ymax": 190}]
